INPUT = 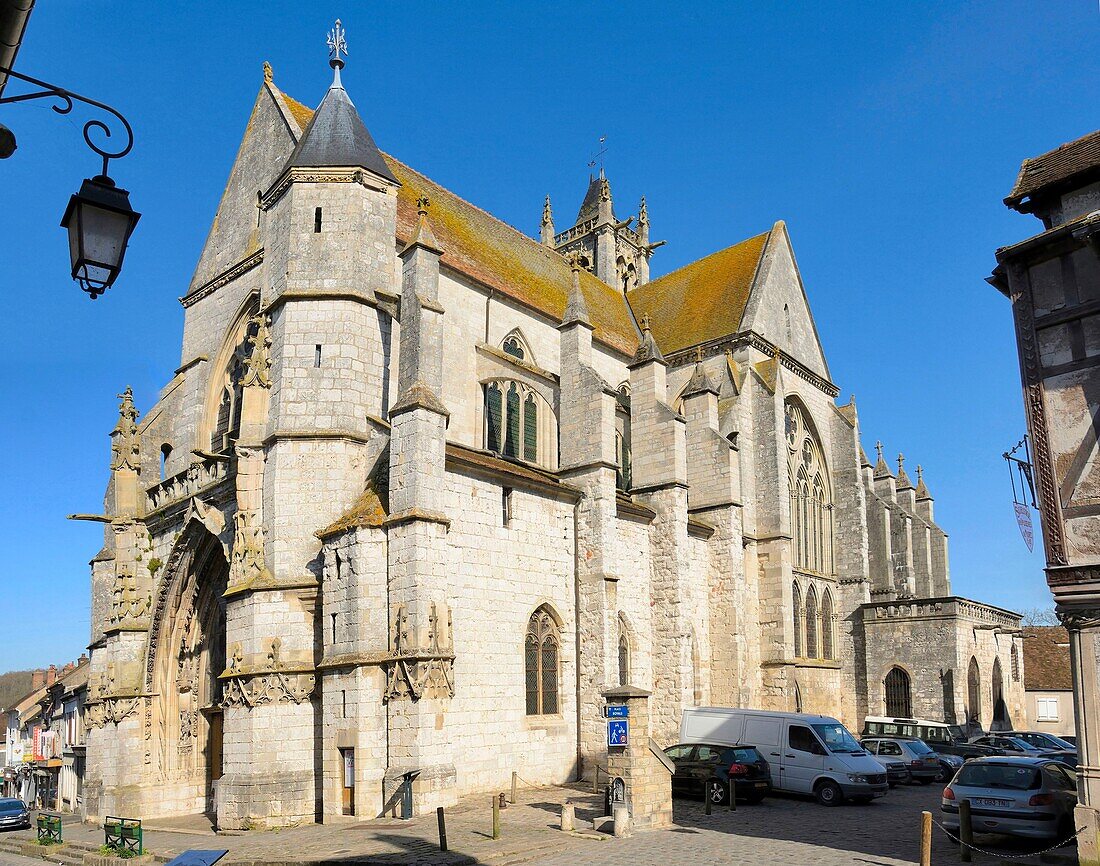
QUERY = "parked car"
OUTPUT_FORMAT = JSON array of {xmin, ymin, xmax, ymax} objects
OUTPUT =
[
  {"xmin": 1004, "ymin": 731, "xmax": 1077, "ymax": 753},
  {"xmin": 941, "ymin": 757, "xmax": 1078, "ymax": 841},
  {"xmin": 862, "ymin": 737, "xmax": 941, "ymax": 784},
  {"xmin": 932, "ymin": 750, "xmax": 966, "ymax": 782},
  {"xmin": 970, "ymin": 735, "xmax": 1052, "ymax": 756},
  {"xmin": 681, "ymin": 707, "xmax": 888, "ymax": 806},
  {"xmin": 663, "ymin": 743, "xmax": 772, "ymax": 805},
  {"xmin": 0, "ymin": 799, "xmax": 30, "ymax": 831},
  {"xmin": 1061, "ymin": 735, "xmax": 1077, "ymax": 748},
  {"xmin": 862, "ymin": 716, "xmax": 998, "ymax": 759},
  {"xmin": 877, "ymin": 755, "xmax": 910, "ymax": 787}
]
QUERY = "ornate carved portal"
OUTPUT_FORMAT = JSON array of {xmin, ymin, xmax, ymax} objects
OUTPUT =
[{"xmin": 149, "ymin": 529, "xmax": 227, "ymax": 817}]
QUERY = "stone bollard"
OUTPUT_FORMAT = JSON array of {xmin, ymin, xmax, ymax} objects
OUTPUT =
[
  {"xmin": 613, "ymin": 803, "xmax": 631, "ymax": 838},
  {"xmin": 561, "ymin": 803, "xmax": 575, "ymax": 832}
]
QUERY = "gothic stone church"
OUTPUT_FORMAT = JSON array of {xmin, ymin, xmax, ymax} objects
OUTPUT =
[{"xmin": 81, "ymin": 53, "xmax": 1025, "ymax": 828}]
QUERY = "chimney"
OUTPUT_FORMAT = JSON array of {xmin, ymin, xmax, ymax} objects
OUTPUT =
[
  {"xmin": 78, "ymin": 654, "xmax": 88, "ymax": 665},
  {"xmin": 31, "ymin": 669, "xmax": 45, "ymax": 691},
  {"xmin": 46, "ymin": 664, "xmax": 57, "ymax": 687}
]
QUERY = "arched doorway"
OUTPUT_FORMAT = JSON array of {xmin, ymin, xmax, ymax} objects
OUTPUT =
[
  {"xmin": 150, "ymin": 527, "xmax": 228, "ymax": 818},
  {"xmin": 967, "ymin": 657, "xmax": 982, "ymax": 732},
  {"xmin": 992, "ymin": 658, "xmax": 1010, "ymax": 731},
  {"xmin": 884, "ymin": 667, "xmax": 912, "ymax": 717}
]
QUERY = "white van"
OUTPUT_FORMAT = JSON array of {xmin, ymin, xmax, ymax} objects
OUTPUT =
[{"xmin": 680, "ymin": 707, "xmax": 890, "ymax": 805}]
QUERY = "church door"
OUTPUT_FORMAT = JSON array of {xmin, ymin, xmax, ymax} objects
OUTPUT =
[{"xmin": 152, "ymin": 529, "xmax": 228, "ymax": 818}]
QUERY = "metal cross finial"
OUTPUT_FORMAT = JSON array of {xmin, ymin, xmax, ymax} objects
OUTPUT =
[
  {"xmin": 587, "ymin": 135, "xmax": 608, "ymax": 174},
  {"xmin": 327, "ymin": 19, "xmax": 348, "ymax": 69},
  {"xmin": 640, "ymin": 313, "xmax": 651, "ymax": 332},
  {"xmin": 417, "ymin": 196, "xmax": 430, "ymax": 217}
]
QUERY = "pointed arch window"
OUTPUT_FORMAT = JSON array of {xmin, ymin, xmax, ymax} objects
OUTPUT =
[
  {"xmin": 805, "ymin": 586, "xmax": 819, "ymax": 659},
  {"xmin": 482, "ymin": 380, "xmax": 557, "ymax": 469},
  {"xmin": 821, "ymin": 590, "xmax": 835, "ymax": 660},
  {"xmin": 785, "ymin": 400, "xmax": 834, "ymax": 576},
  {"xmin": 1011, "ymin": 643, "xmax": 1020, "ymax": 682},
  {"xmin": 502, "ymin": 334, "xmax": 527, "ymax": 361},
  {"xmin": 209, "ymin": 314, "xmax": 259, "ymax": 453},
  {"xmin": 618, "ymin": 631, "xmax": 630, "ymax": 687},
  {"xmin": 525, "ymin": 606, "xmax": 560, "ymax": 716},
  {"xmin": 885, "ymin": 667, "xmax": 912, "ymax": 717},
  {"xmin": 792, "ymin": 582, "xmax": 803, "ymax": 658}
]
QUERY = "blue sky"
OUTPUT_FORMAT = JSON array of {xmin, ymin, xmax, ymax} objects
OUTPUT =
[{"xmin": 0, "ymin": 2, "xmax": 1096, "ymax": 671}]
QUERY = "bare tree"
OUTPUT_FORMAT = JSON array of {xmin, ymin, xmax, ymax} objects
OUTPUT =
[{"xmin": 1019, "ymin": 606, "xmax": 1059, "ymax": 626}]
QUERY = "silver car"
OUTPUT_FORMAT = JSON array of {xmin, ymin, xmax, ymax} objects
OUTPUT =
[
  {"xmin": 0, "ymin": 798, "xmax": 30, "ymax": 830},
  {"xmin": 941, "ymin": 757, "xmax": 1078, "ymax": 841},
  {"xmin": 862, "ymin": 737, "xmax": 941, "ymax": 784}
]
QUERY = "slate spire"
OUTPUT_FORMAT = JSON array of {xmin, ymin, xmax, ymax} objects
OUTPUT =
[{"xmin": 283, "ymin": 20, "xmax": 398, "ymax": 185}]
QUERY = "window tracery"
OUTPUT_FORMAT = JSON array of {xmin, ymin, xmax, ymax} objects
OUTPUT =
[
  {"xmin": 786, "ymin": 400, "xmax": 834, "ymax": 575},
  {"xmin": 483, "ymin": 380, "xmax": 557, "ymax": 468},
  {"xmin": 525, "ymin": 606, "xmax": 560, "ymax": 715}
]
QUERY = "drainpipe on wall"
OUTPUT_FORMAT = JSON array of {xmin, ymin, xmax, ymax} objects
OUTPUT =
[{"xmin": 573, "ymin": 497, "xmax": 583, "ymax": 781}]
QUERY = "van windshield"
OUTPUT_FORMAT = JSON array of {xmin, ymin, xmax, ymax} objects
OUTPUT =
[{"xmin": 812, "ymin": 724, "xmax": 862, "ymax": 754}]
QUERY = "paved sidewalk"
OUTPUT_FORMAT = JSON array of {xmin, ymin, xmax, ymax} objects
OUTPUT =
[
  {"xmin": 0, "ymin": 783, "xmax": 1079, "ymax": 865},
  {"xmin": 1, "ymin": 784, "xmax": 610, "ymax": 865}
]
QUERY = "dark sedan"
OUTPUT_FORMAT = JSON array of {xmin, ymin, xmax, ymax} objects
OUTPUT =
[
  {"xmin": 664, "ymin": 743, "xmax": 772, "ymax": 805},
  {"xmin": 0, "ymin": 799, "xmax": 30, "ymax": 831}
]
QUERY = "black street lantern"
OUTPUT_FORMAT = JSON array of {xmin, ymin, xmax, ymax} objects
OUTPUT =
[
  {"xmin": 60, "ymin": 175, "xmax": 141, "ymax": 299},
  {"xmin": 0, "ymin": 63, "xmax": 138, "ymax": 298}
]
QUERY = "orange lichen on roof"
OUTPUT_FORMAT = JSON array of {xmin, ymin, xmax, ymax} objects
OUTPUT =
[
  {"xmin": 280, "ymin": 95, "xmax": 637, "ymax": 356},
  {"xmin": 317, "ymin": 462, "xmax": 389, "ymax": 538},
  {"xmin": 627, "ymin": 231, "xmax": 770, "ymax": 356},
  {"xmin": 384, "ymin": 157, "xmax": 637, "ymax": 355},
  {"xmin": 282, "ymin": 93, "xmax": 315, "ymax": 134}
]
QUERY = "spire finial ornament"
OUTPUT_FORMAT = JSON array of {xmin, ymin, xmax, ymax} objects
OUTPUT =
[
  {"xmin": 897, "ymin": 452, "xmax": 905, "ymax": 472},
  {"xmin": 875, "ymin": 441, "xmax": 884, "ymax": 462},
  {"xmin": 917, "ymin": 464, "xmax": 923, "ymax": 482},
  {"xmin": 641, "ymin": 313, "xmax": 651, "ymax": 332},
  {"xmin": 695, "ymin": 346, "xmax": 704, "ymax": 364},
  {"xmin": 263, "ymin": 61, "xmax": 274, "ymax": 83},
  {"xmin": 327, "ymin": 19, "xmax": 348, "ymax": 86},
  {"xmin": 542, "ymin": 195, "xmax": 553, "ymax": 224},
  {"xmin": 417, "ymin": 196, "xmax": 430, "ymax": 218},
  {"xmin": 639, "ymin": 195, "xmax": 648, "ymax": 224}
]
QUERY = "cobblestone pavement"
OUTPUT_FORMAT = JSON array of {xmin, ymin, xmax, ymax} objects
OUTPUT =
[
  {"xmin": 526, "ymin": 783, "xmax": 1079, "ymax": 865},
  {"xmin": 0, "ymin": 782, "xmax": 1079, "ymax": 865}
]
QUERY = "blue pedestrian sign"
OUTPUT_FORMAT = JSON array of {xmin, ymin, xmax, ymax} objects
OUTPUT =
[
  {"xmin": 607, "ymin": 718, "xmax": 629, "ymax": 747},
  {"xmin": 606, "ymin": 704, "xmax": 629, "ymax": 718}
]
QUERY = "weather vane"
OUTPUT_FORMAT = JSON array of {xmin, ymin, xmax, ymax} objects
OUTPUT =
[
  {"xmin": 327, "ymin": 19, "xmax": 348, "ymax": 69},
  {"xmin": 587, "ymin": 136, "xmax": 607, "ymax": 174}
]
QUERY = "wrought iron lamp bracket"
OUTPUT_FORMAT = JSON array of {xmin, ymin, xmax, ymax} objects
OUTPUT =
[{"xmin": 0, "ymin": 64, "xmax": 134, "ymax": 176}]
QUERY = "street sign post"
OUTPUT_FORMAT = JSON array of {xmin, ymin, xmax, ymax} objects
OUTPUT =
[
  {"xmin": 606, "ymin": 705, "xmax": 628, "ymax": 718},
  {"xmin": 607, "ymin": 718, "xmax": 628, "ymax": 747}
]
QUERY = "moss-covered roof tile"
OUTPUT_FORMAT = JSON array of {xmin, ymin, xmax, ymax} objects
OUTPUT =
[
  {"xmin": 627, "ymin": 231, "xmax": 770, "ymax": 356},
  {"xmin": 282, "ymin": 94, "xmax": 638, "ymax": 356}
]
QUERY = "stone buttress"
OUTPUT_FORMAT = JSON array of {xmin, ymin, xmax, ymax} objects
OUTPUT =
[
  {"xmin": 381, "ymin": 201, "xmax": 457, "ymax": 814},
  {"xmin": 557, "ymin": 258, "xmax": 621, "ymax": 774}
]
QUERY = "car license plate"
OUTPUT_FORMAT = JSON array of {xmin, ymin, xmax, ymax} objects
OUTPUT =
[
  {"xmin": 972, "ymin": 798, "xmax": 1011, "ymax": 807},
  {"xmin": 754, "ymin": 782, "xmax": 767, "ymax": 788}
]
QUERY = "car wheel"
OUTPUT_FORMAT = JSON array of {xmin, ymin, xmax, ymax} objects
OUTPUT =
[
  {"xmin": 815, "ymin": 780, "xmax": 843, "ymax": 806},
  {"xmin": 706, "ymin": 779, "xmax": 728, "ymax": 806},
  {"xmin": 935, "ymin": 765, "xmax": 950, "ymax": 783}
]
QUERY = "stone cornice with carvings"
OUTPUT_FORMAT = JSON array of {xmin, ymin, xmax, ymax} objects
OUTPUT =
[
  {"xmin": 180, "ymin": 250, "xmax": 264, "ymax": 309},
  {"xmin": 666, "ymin": 333, "xmax": 840, "ymax": 398},
  {"xmin": 261, "ymin": 166, "xmax": 397, "ymax": 210}
]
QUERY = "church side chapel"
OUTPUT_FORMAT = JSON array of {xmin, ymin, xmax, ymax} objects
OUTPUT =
[{"xmin": 80, "ymin": 28, "xmax": 1025, "ymax": 828}]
